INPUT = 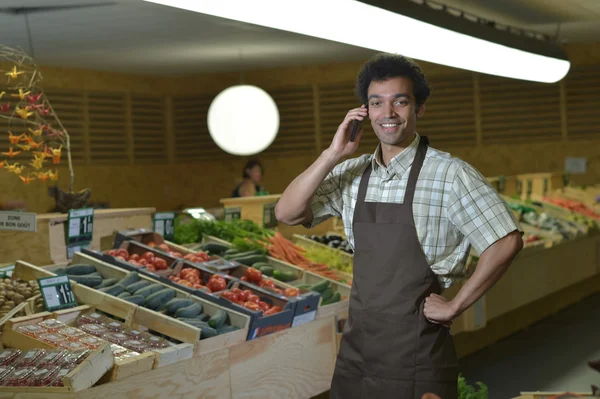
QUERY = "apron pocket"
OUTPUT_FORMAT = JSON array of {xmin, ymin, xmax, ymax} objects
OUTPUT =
[{"xmin": 358, "ymin": 310, "xmax": 418, "ymax": 380}]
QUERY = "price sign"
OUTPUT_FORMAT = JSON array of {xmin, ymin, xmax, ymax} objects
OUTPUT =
[
  {"xmin": 66, "ymin": 208, "xmax": 94, "ymax": 259},
  {"xmin": 0, "ymin": 264, "xmax": 15, "ymax": 278},
  {"xmin": 224, "ymin": 207, "xmax": 241, "ymax": 222},
  {"xmin": 37, "ymin": 275, "xmax": 77, "ymax": 311},
  {"xmin": 153, "ymin": 212, "xmax": 175, "ymax": 240},
  {"xmin": 262, "ymin": 203, "xmax": 277, "ymax": 228}
]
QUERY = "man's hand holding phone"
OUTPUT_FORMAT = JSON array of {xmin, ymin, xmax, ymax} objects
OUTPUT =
[{"xmin": 327, "ymin": 105, "xmax": 368, "ymax": 159}]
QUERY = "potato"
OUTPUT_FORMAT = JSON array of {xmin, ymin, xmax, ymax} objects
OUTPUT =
[
  {"xmin": 22, "ymin": 290, "xmax": 32, "ymax": 299},
  {"xmin": 0, "ymin": 305, "xmax": 11, "ymax": 311},
  {"xmin": 5, "ymin": 301, "xmax": 14, "ymax": 309},
  {"xmin": 13, "ymin": 294, "xmax": 24, "ymax": 305}
]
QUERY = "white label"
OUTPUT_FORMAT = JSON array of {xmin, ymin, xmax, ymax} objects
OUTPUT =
[
  {"xmin": 0, "ymin": 211, "xmax": 36, "ymax": 232},
  {"xmin": 155, "ymin": 220, "xmax": 165, "ymax": 236},
  {"xmin": 67, "ymin": 245, "xmax": 83, "ymax": 259},
  {"xmin": 565, "ymin": 157, "xmax": 587, "ymax": 174},
  {"xmin": 292, "ymin": 310, "xmax": 317, "ymax": 327},
  {"xmin": 154, "ymin": 212, "xmax": 175, "ymax": 220},
  {"xmin": 68, "ymin": 217, "xmax": 81, "ymax": 237},
  {"xmin": 69, "ymin": 208, "xmax": 94, "ymax": 219}
]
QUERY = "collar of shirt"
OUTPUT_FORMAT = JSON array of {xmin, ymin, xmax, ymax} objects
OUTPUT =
[{"xmin": 371, "ymin": 133, "xmax": 421, "ymax": 180}]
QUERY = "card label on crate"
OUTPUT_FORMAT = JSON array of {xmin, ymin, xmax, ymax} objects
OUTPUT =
[
  {"xmin": 262, "ymin": 203, "xmax": 277, "ymax": 228},
  {"xmin": 224, "ymin": 207, "xmax": 241, "ymax": 222},
  {"xmin": 0, "ymin": 264, "xmax": 15, "ymax": 278},
  {"xmin": 66, "ymin": 208, "xmax": 94, "ymax": 259},
  {"xmin": 0, "ymin": 211, "xmax": 36, "ymax": 232},
  {"xmin": 292, "ymin": 310, "xmax": 317, "ymax": 327},
  {"xmin": 153, "ymin": 212, "xmax": 175, "ymax": 240},
  {"xmin": 38, "ymin": 275, "xmax": 77, "ymax": 311}
]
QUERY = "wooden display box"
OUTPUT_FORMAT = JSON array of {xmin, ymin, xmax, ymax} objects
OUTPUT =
[
  {"xmin": 515, "ymin": 393, "xmax": 595, "ymax": 399},
  {"xmin": 292, "ymin": 233, "xmax": 354, "ymax": 271},
  {"xmin": 1, "ymin": 312, "xmax": 114, "ymax": 393},
  {"xmin": 516, "ymin": 172, "xmax": 564, "ymax": 201},
  {"xmin": 0, "ymin": 208, "xmax": 155, "ymax": 265},
  {"xmin": 288, "ymin": 271, "xmax": 350, "ymax": 320},
  {"xmin": 486, "ymin": 175, "xmax": 519, "ymax": 196},
  {"xmin": 12, "ymin": 256, "xmax": 250, "ymax": 358}
]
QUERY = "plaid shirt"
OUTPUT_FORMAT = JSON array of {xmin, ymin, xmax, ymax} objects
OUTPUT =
[{"xmin": 310, "ymin": 133, "xmax": 521, "ymax": 287}]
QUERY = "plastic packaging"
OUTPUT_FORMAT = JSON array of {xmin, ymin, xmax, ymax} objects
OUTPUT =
[
  {"xmin": 50, "ymin": 366, "xmax": 74, "ymax": 387},
  {"xmin": 61, "ymin": 350, "xmax": 90, "ymax": 365},
  {"xmin": 110, "ymin": 344, "xmax": 129, "ymax": 358},
  {"xmin": 126, "ymin": 329, "xmax": 144, "ymax": 339},
  {"xmin": 58, "ymin": 341, "xmax": 89, "ymax": 352},
  {"xmin": 38, "ymin": 351, "xmax": 67, "ymax": 368},
  {"xmin": 17, "ymin": 324, "xmax": 46, "ymax": 337},
  {"xmin": 4, "ymin": 367, "xmax": 36, "ymax": 386},
  {"xmin": 78, "ymin": 336, "xmax": 104, "ymax": 350},
  {"xmin": 77, "ymin": 312, "xmax": 106, "ymax": 326},
  {"xmin": 102, "ymin": 332, "xmax": 130, "ymax": 345},
  {"xmin": 0, "ymin": 349, "xmax": 22, "ymax": 366},
  {"xmin": 15, "ymin": 349, "xmax": 47, "ymax": 367},
  {"xmin": 58, "ymin": 326, "xmax": 86, "ymax": 340},
  {"xmin": 0, "ymin": 366, "xmax": 14, "ymax": 383},
  {"xmin": 37, "ymin": 319, "xmax": 65, "ymax": 332},
  {"xmin": 30, "ymin": 366, "xmax": 60, "ymax": 386},
  {"xmin": 103, "ymin": 320, "xmax": 125, "ymax": 332},
  {"xmin": 114, "ymin": 350, "xmax": 140, "ymax": 362},
  {"xmin": 122, "ymin": 340, "xmax": 148, "ymax": 353},
  {"xmin": 80, "ymin": 324, "xmax": 108, "ymax": 337},
  {"xmin": 37, "ymin": 333, "xmax": 67, "ymax": 347},
  {"xmin": 142, "ymin": 334, "xmax": 168, "ymax": 349}
]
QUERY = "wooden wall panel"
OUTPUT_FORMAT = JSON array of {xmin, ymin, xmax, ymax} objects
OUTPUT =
[
  {"xmin": 45, "ymin": 89, "xmax": 86, "ymax": 164},
  {"xmin": 131, "ymin": 95, "xmax": 167, "ymax": 163},
  {"xmin": 565, "ymin": 66, "xmax": 600, "ymax": 140},
  {"xmin": 87, "ymin": 92, "xmax": 128, "ymax": 163}
]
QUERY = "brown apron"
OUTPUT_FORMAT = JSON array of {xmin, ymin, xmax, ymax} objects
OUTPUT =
[{"xmin": 330, "ymin": 137, "xmax": 458, "ymax": 399}]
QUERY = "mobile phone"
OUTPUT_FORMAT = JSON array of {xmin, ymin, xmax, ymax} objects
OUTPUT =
[{"xmin": 350, "ymin": 120, "xmax": 360, "ymax": 142}]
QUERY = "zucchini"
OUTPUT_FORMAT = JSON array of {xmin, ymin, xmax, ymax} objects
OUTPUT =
[
  {"xmin": 272, "ymin": 269, "xmax": 297, "ymax": 282},
  {"xmin": 309, "ymin": 280, "xmax": 330, "ymax": 294},
  {"xmin": 208, "ymin": 309, "xmax": 228, "ymax": 328},
  {"xmin": 125, "ymin": 295, "xmax": 146, "ymax": 306},
  {"xmin": 66, "ymin": 264, "xmax": 96, "ymax": 276},
  {"xmin": 145, "ymin": 288, "xmax": 176, "ymax": 310},
  {"xmin": 232, "ymin": 255, "xmax": 268, "ymax": 266},
  {"xmin": 201, "ymin": 243, "xmax": 230, "ymax": 254},
  {"xmin": 53, "ymin": 268, "xmax": 67, "ymax": 276},
  {"xmin": 67, "ymin": 274, "xmax": 103, "ymax": 288},
  {"xmin": 322, "ymin": 292, "xmax": 341, "ymax": 306},
  {"xmin": 117, "ymin": 271, "xmax": 139, "ymax": 287},
  {"xmin": 135, "ymin": 283, "xmax": 164, "ymax": 298},
  {"xmin": 321, "ymin": 288, "xmax": 334, "ymax": 302},
  {"xmin": 100, "ymin": 284, "xmax": 126, "ymax": 296},
  {"xmin": 162, "ymin": 298, "xmax": 195, "ymax": 315},
  {"xmin": 216, "ymin": 325, "xmax": 239, "ymax": 335},
  {"xmin": 98, "ymin": 278, "xmax": 119, "ymax": 288},
  {"xmin": 252, "ymin": 262, "xmax": 271, "ymax": 269},
  {"xmin": 174, "ymin": 303, "xmax": 203, "ymax": 318},
  {"xmin": 196, "ymin": 313, "xmax": 210, "ymax": 322},
  {"xmin": 257, "ymin": 266, "xmax": 274, "ymax": 277},
  {"xmin": 126, "ymin": 280, "xmax": 151, "ymax": 294},
  {"xmin": 198, "ymin": 322, "xmax": 218, "ymax": 339},
  {"xmin": 224, "ymin": 248, "xmax": 240, "ymax": 256},
  {"xmin": 118, "ymin": 292, "xmax": 132, "ymax": 299}
]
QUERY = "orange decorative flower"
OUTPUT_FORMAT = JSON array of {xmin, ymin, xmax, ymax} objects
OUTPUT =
[
  {"xmin": 19, "ymin": 174, "xmax": 35, "ymax": 184},
  {"xmin": 2, "ymin": 147, "xmax": 21, "ymax": 158}
]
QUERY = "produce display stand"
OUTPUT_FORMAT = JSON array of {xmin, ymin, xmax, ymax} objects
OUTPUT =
[
  {"xmin": 515, "ymin": 393, "xmax": 595, "ymax": 399},
  {"xmin": 516, "ymin": 172, "xmax": 565, "ymax": 201},
  {"xmin": 486, "ymin": 175, "xmax": 519, "ymax": 197},
  {"xmin": 0, "ymin": 208, "xmax": 155, "ymax": 266}
]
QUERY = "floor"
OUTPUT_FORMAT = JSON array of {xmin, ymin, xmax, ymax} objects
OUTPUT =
[{"xmin": 313, "ymin": 292, "xmax": 600, "ymax": 399}]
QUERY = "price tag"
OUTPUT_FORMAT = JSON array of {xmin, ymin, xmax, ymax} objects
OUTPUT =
[
  {"xmin": 0, "ymin": 264, "xmax": 15, "ymax": 278},
  {"xmin": 153, "ymin": 212, "xmax": 175, "ymax": 241},
  {"xmin": 262, "ymin": 203, "xmax": 277, "ymax": 228},
  {"xmin": 66, "ymin": 208, "xmax": 94, "ymax": 259},
  {"xmin": 224, "ymin": 207, "xmax": 241, "ymax": 222},
  {"xmin": 37, "ymin": 275, "xmax": 77, "ymax": 311}
]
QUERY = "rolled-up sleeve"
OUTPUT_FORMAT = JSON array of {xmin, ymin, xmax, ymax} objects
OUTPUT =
[
  {"xmin": 447, "ymin": 161, "xmax": 523, "ymax": 255},
  {"xmin": 307, "ymin": 164, "xmax": 344, "ymax": 229}
]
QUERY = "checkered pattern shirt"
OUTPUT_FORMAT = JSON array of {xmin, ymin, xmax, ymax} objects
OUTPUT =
[{"xmin": 310, "ymin": 133, "xmax": 522, "ymax": 288}]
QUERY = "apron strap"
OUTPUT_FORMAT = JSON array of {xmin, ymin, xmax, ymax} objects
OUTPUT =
[
  {"xmin": 403, "ymin": 136, "xmax": 429, "ymax": 205},
  {"xmin": 357, "ymin": 163, "xmax": 373, "ymax": 204}
]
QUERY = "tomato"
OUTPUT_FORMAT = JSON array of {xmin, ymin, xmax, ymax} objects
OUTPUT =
[
  {"xmin": 284, "ymin": 288, "xmax": 300, "ymax": 297},
  {"xmin": 115, "ymin": 256, "xmax": 126, "ymax": 261},
  {"xmin": 247, "ymin": 294, "xmax": 260, "ymax": 304},
  {"xmin": 115, "ymin": 249, "xmax": 129, "ymax": 259},
  {"xmin": 263, "ymin": 279, "xmax": 276, "ymax": 288},
  {"xmin": 183, "ymin": 254, "xmax": 195, "ymax": 261},
  {"xmin": 107, "ymin": 250, "xmax": 117, "ymax": 256},
  {"xmin": 231, "ymin": 288, "xmax": 242, "ymax": 295},
  {"xmin": 274, "ymin": 288, "xmax": 283, "ymax": 295},
  {"xmin": 209, "ymin": 274, "xmax": 224, "ymax": 282},
  {"xmin": 158, "ymin": 244, "xmax": 170, "ymax": 251},
  {"xmin": 192, "ymin": 283, "xmax": 203, "ymax": 289},
  {"xmin": 245, "ymin": 267, "xmax": 263, "ymax": 283},
  {"xmin": 264, "ymin": 307, "xmax": 280, "ymax": 316},
  {"xmin": 243, "ymin": 302, "xmax": 261, "ymax": 311},
  {"xmin": 241, "ymin": 276, "xmax": 249, "ymax": 282},
  {"xmin": 129, "ymin": 254, "xmax": 140, "ymax": 261},
  {"xmin": 258, "ymin": 301, "xmax": 270, "ymax": 311},
  {"xmin": 146, "ymin": 265, "xmax": 156, "ymax": 272},
  {"xmin": 128, "ymin": 260, "xmax": 140, "ymax": 267},
  {"xmin": 207, "ymin": 278, "xmax": 227, "ymax": 292},
  {"xmin": 142, "ymin": 252, "xmax": 155, "ymax": 261},
  {"xmin": 147, "ymin": 242, "xmax": 156, "ymax": 248},
  {"xmin": 171, "ymin": 252, "xmax": 183, "ymax": 258},
  {"xmin": 153, "ymin": 258, "xmax": 168, "ymax": 270}
]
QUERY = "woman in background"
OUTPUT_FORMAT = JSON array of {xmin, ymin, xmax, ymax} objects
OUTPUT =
[{"xmin": 232, "ymin": 159, "xmax": 265, "ymax": 197}]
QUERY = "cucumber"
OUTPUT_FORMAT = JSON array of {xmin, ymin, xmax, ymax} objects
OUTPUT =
[
  {"xmin": 321, "ymin": 288, "xmax": 334, "ymax": 302},
  {"xmin": 145, "ymin": 288, "xmax": 176, "ymax": 310},
  {"xmin": 309, "ymin": 280, "xmax": 330, "ymax": 294},
  {"xmin": 257, "ymin": 266, "xmax": 274, "ymax": 277},
  {"xmin": 98, "ymin": 278, "xmax": 119, "ymax": 289},
  {"xmin": 198, "ymin": 322, "xmax": 218, "ymax": 339},
  {"xmin": 208, "ymin": 309, "xmax": 228, "ymax": 328},
  {"xmin": 66, "ymin": 264, "xmax": 96, "ymax": 276},
  {"xmin": 126, "ymin": 280, "xmax": 151, "ymax": 294},
  {"xmin": 252, "ymin": 262, "xmax": 271, "ymax": 269},
  {"xmin": 87, "ymin": 272, "xmax": 103, "ymax": 278},
  {"xmin": 224, "ymin": 248, "xmax": 240, "ymax": 256},
  {"xmin": 125, "ymin": 295, "xmax": 146, "ymax": 306},
  {"xmin": 118, "ymin": 292, "xmax": 132, "ymax": 299},
  {"xmin": 196, "ymin": 313, "xmax": 210, "ymax": 322},
  {"xmin": 216, "ymin": 325, "xmax": 239, "ymax": 335},
  {"xmin": 175, "ymin": 303, "xmax": 203, "ymax": 318},
  {"xmin": 135, "ymin": 283, "xmax": 164, "ymax": 298},
  {"xmin": 295, "ymin": 284, "xmax": 312, "ymax": 290},
  {"xmin": 272, "ymin": 269, "xmax": 297, "ymax": 282},
  {"xmin": 117, "ymin": 271, "xmax": 139, "ymax": 287},
  {"xmin": 53, "ymin": 268, "xmax": 67, "ymax": 276},
  {"xmin": 67, "ymin": 274, "xmax": 103, "ymax": 288},
  {"xmin": 201, "ymin": 243, "xmax": 230, "ymax": 254},
  {"xmin": 232, "ymin": 255, "xmax": 268, "ymax": 266},
  {"xmin": 224, "ymin": 250, "xmax": 257, "ymax": 260},
  {"xmin": 322, "ymin": 292, "xmax": 341, "ymax": 306},
  {"xmin": 162, "ymin": 298, "xmax": 195, "ymax": 315},
  {"xmin": 100, "ymin": 284, "xmax": 126, "ymax": 296}
]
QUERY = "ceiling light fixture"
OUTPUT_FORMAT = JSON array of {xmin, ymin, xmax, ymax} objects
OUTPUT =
[{"xmin": 144, "ymin": 0, "xmax": 570, "ymax": 83}]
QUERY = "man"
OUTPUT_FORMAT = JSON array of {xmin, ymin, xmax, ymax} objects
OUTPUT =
[{"xmin": 275, "ymin": 54, "xmax": 523, "ymax": 398}]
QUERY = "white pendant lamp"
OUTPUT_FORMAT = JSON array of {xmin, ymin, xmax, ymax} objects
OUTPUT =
[
  {"xmin": 207, "ymin": 85, "xmax": 279, "ymax": 156},
  {"xmin": 144, "ymin": 0, "xmax": 570, "ymax": 83}
]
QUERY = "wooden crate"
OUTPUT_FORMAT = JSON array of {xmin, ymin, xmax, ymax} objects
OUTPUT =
[
  {"xmin": 1, "ymin": 311, "xmax": 115, "ymax": 392},
  {"xmin": 292, "ymin": 234, "xmax": 354, "ymax": 270},
  {"xmin": 486, "ymin": 175, "xmax": 519, "ymax": 197},
  {"xmin": 516, "ymin": 172, "xmax": 565, "ymax": 201},
  {"xmin": 287, "ymin": 271, "xmax": 350, "ymax": 319},
  {"xmin": 515, "ymin": 393, "xmax": 595, "ymax": 399}
]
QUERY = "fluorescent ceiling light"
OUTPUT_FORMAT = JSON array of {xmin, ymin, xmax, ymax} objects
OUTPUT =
[{"xmin": 144, "ymin": 0, "xmax": 570, "ymax": 83}]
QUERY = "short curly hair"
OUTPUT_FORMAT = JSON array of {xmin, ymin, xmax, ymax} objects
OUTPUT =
[{"xmin": 355, "ymin": 54, "xmax": 431, "ymax": 107}]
